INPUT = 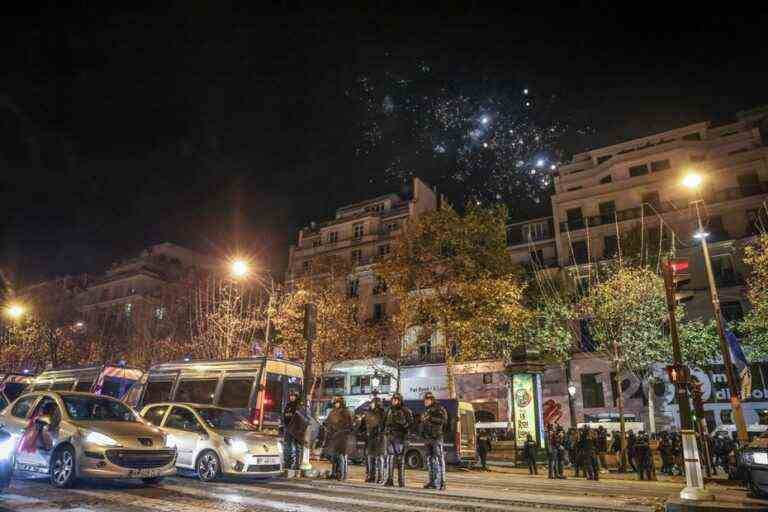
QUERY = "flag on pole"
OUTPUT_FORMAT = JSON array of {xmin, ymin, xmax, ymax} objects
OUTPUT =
[{"xmin": 725, "ymin": 325, "xmax": 752, "ymax": 399}]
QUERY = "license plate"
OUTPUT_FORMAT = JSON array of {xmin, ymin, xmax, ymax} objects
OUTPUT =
[
  {"xmin": 129, "ymin": 468, "xmax": 162, "ymax": 478},
  {"xmin": 754, "ymin": 452, "xmax": 768, "ymax": 465},
  {"xmin": 252, "ymin": 456, "xmax": 280, "ymax": 465}
]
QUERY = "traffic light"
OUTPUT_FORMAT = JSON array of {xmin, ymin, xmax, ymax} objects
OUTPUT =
[
  {"xmin": 666, "ymin": 364, "xmax": 690, "ymax": 385},
  {"xmin": 666, "ymin": 259, "xmax": 694, "ymax": 303}
]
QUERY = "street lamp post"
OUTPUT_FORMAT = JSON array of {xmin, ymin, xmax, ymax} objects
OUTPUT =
[{"xmin": 683, "ymin": 174, "xmax": 749, "ymax": 444}]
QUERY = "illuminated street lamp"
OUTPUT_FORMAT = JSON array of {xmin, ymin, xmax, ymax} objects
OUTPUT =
[
  {"xmin": 4, "ymin": 303, "xmax": 26, "ymax": 320},
  {"xmin": 230, "ymin": 258, "xmax": 250, "ymax": 279},
  {"xmin": 682, "ymin": 171, "xmax": 748, "ymax": 445}
]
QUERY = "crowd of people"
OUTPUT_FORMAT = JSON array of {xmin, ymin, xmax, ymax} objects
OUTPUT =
[{"xmin": 530, "ymin": 423, "xmax": 739, "ymax": 481}]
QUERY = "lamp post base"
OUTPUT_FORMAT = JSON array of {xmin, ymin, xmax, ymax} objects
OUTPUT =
[
  {"xmin": 679, "ymin": 430, "xmax": 711, "ymax": 501},
  {"xmin": 679, "ymin": 487, "xmax": 714, "ymax": 502}
]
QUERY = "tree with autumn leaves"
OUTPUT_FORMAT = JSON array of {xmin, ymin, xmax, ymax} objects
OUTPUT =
[{"xmin": 378, "ymin": 204, "xmax": 532, "ymax": 397}]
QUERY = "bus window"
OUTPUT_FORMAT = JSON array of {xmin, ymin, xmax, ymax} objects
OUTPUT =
[
  {"xmin": 51, "ymin": 381, "xmax": 74, "ymax": 391},
  {"xmin": 75, "ymin": 380, "xmax": 94, "ymax": 392},
  {"xmin": 218, "ymin": 377, "xmax": 254, "ymax": 408},
  {"xmin": 4, "ymin": 383, "xmax": 27, "ymax": 402},
  {"xmin": 144, "ymin": 381, "xmax": 174, "ymax": 405},
  {"xmin": 175, "ymin": 379, "xmax": 217, "ymax": 404},
  {"xmin": 100, "ymin": 376, "xmax": 137, "ymax": 399},
  {"xmin": 262, "ymin": 373, "xmax": 284, "ymax": 423}
]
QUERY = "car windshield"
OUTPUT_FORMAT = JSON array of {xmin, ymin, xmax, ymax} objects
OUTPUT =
[
  {"xmin": 63, "ymin": 395, "xmax": 137, "ymax": 422},
  {"xmin": 195, "ymin": 407, "xmax": 255, "ymax": 431}
]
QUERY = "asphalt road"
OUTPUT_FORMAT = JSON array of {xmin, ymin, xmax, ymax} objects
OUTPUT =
[{"xmin": 0, "ymin": 464, "xmax": 699, "ymax": 512}]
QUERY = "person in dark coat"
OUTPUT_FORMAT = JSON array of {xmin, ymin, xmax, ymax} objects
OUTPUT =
[
  {"xmin": 566, "ymin": 428, "xmax": 579, "ymax": 476},
  {"xmin": 626, "ymin": 430, "xmax": 638, "ymax": 472},
  {"xmin": 360, "ymin": 396, "xmax": 387, "ymax": 483},
  {"xmin": 523, "ymin": 433, "xmax": 538, "ymax": 475},
  {"xmin": 282, "ymin": 389, "xmax": 303, "ymax": 470},
  {"xmin": 577, "ymin": 426, "xmax": 598, "ymax": 481},
  {"xmin": 324, "ymin": 396, "xmax": 353, "ymax": 480},
  {"xmin": 547, "ymin": 427, "xmax": 566, "ymax": 479},
  {"xmin": 596, "ymin": 426, "xmax": 609, "ymax": 472},
  {"xmin": 477, "ymin": 431, "xmax": 492, "ymax": 470},
  {"xmin": 635, "ymin": 431, "xmax": 653, "ymax": 480},
  {"xmin": 658, "ymin": 431, "xmax": 673, "ymax": 474},
  {"xmin": 383, "ymin": 392, "xmax": 413, "ymax": 487},
  {"xmin": 421, "ymin": 391, "xmax": 448, "ymax": 490}
]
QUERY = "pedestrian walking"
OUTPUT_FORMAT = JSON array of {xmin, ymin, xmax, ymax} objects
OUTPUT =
[
  {"xmin": 578, "ymin": 426, "xmax": 599, "ymax": 481},
  {"xmin": 383, "ymin": 392, "xmax": 413, "ymax": 487},
  {"xmin": 360, "ymin": 396, "xmax": 387, "ymax": 483},
  {"xmin": 282, "ymin": 389, "xmax": 303, "ymax": 471},
  {"xmin": 658, "ymin": 431, "xmax": 673, "ymax": 475},
  {"xmin": 324, "ymin": 396, "xmax": 354, "ymax": 480},
  {"xmin": 477, "ymin": 430, "xmax": 492, "ymax": 470},
  {"xmin": 421, "ymin": 391, "xmax": 448, "ymax": 490},
  {"xmin": 523, "ymin": 433, "xmax": 538, "ymax": 475}
]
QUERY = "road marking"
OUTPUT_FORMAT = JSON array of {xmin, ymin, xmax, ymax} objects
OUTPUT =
[{"xmin": 163, "ymin": 484, "xmax": 339, "ymax": 512}]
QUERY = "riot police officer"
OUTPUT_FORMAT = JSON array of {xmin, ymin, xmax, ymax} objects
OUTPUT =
[
  {"xmin": 383, "ymin": 392, "xmax": 414, "ymax": 487},
  {"xmin": 360, "ymin": 396, "xmax": 387, "ymax": 483},
  {"xmin": 421, "ymin": 391, "xmax": 448, "ymax": 490},
  {"xmin": 635, "ymin": 431, "xmax": 653, "ymax": 481},
  {"xmin": 282, "ymin": 389, "xmax": 303, "ymax": 471},
  {"xmin": 324, "ymin": 396, "xmax": 353, "ymax": 480}
]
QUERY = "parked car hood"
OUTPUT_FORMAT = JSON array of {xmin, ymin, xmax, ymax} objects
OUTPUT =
[{"xmin": 76, "ymin": 421, "xmax": 166, "ymax": 448}]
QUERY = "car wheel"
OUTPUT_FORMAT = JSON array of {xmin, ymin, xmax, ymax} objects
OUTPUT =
[
  {"xmin": 196, "ymin": 451, "xmax": 220, "ymax": 482},
  {"xmin": 142, "ymin": 477, "xmax": 164, "ymax": 485},
  {"xmin": 405, "ymin": 450, "xmax": 423, "ymax": 470},
  {"xmin": 50, "ymin": 446, "xmax": 77, "ymax": 488}
]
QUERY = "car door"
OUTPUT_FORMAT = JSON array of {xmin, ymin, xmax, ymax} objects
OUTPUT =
[
  {"xmin": 14, "ymin": 395, "xmax": 64, "ymax": 474},
  {"xmin": 162, "ymin": 406, "xmax": 204, "ymax": 468},
  {"xmin": 2, "ymin": 394, "xmax": 41, "ymax": 436}
]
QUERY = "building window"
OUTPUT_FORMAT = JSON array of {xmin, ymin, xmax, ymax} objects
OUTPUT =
[
  {"xmin": 580, "ymin": 373, "xmax": 605, "ymax": 408},
  {"xmin": 483, "ymin": 373, "xmax": 493, "ymax": 384},
  {"xmin": 373, "ymin": 303, "xmax": 386, "ymax": 321},
  {"xmin": 683, "ymin": 132, "xmax": 701, "ymax": 141},
  {"xmin": 373, "ymin": 277, "xmax": 388, "ymax": 295},
  {"xmin": 378, "ymin": 244, "xmax": 390, "ymax": 257},
  {"xmin": 312, "ymin": 238, "xmax": 321, "ymax": 248},
  {"xmin": 722, "ymin": 302, "xmax": 744, "ymax": 323},
  {"xmin": 629, "ymin": 164, "xmax": 649, "ymax": 177},
  {"xmin": 571, "ymin": 240, "xmax": 589, "ymax": 265},
  {"xmin": 529, "ymin": 249, "xmax": 544, "ymax": 265},
  {"xmin": 385, "ymin": 221, "xmax": 400, "ymax": 232},
  {"xmin": 642, "ymin": 191, "xmax": 661, "ymax": 214},
  {"xmin": 603, "ymin": 235, "xmax": 618, "ymax": 259},
  {"xmin": 353, "ymin": 223, "xmax": 364, "ymax": 239},
  {"xmin": 566, "ymin": 208, "xmax": 584, "ymax": 230},
  {"xmin": 738, "ymin": 173, "xmax": 761, "ymax": 197},
  {"xmin": 523, "ymin": 221, "xmax": 548, "ymax": 241},
  {"xmin": 650, "ymin": 159, "xmax": 671, "ymax": 172},
  {"xmin": 711, "ymin": 254, "xmax": 738, "ymax": 286},
  {"xmin": 347, "ymin": 279, "xmax": 359, "ymax": 298},
  {"xmin": 351, "ymin": 249, "xmax": 362, "ymax": 263},
  {"xmin": 125, "ymin": 303, "xmax": 132, "ymax": 318},
  {"xmin": 328, "ymin": 231, "xmax": 338, "ymax": 243},
  {"xmin": 597, "ymin": 155, "xmax": 612, "ymax": 164},
  {"xmin": 154, "ymin": 307, "xmax": 166, "ymax": 320},
  {"xmin": 599, "ymin": 175, "xmax": 612, "ymax": 184},
  {"xmin": 323, "ymin": 376, "xmax": 345, "ymax": 396},
  {"xmin": 365, "ymin": 203, "xmax": 385, "ymax": 213},
  {"xmin": 598, "ymin": 201, "xmax": 615, "ymax": 224},
  {"xmin": 302, "ymin": 260, "xmax": 312, "ymax": 273}
]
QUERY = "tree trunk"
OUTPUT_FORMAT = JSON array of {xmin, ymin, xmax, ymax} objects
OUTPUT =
[
  {"xmin": 614, "ymin": 366, "xmax": 627, "ymax": 473},
  {"xmin": 646, "ymin": 378, "xmax": 656, "ymax": 434}
]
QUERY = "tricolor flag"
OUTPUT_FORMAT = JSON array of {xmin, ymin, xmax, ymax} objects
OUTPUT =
[{"xmin": 725, "ymin": 324, "xmax": 751, "ymax": 399}]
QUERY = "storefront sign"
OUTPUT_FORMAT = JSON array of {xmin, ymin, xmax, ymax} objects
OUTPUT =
[{"xmin": 400, "ymin": 365, "xmax": 449, "ymax": 400}]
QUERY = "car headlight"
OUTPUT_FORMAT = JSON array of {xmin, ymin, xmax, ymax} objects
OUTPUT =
[
  {"xmin": 0, "ymin": 436, "xmax": 15, "ymax": 460},
  {"xmin": 747, "ymin": 451, "xmax": 768, "ymax": 466},
  {"xmin": 224, "ymin": 437, "xmax": 248, "ymax": 453},
  {"xmin": 85, "ymin": 431, "xmax": 120, "ymax": 447}
]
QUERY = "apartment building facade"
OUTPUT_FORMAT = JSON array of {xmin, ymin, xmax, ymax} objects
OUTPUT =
[{"xmin": 287, "ymin": 177, "xmax": 438, "ymax": 338}]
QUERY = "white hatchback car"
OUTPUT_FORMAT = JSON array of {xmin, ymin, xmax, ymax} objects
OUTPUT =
[{"xmin": 140, "ymin": 403, "xmax": 282, "ymax": 481}]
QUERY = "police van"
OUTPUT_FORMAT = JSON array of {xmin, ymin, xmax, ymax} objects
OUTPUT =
[
  {"xmin": 126, "ymin": 357, "xmax": 303, "ymax": 431},
  {"xmin": 0, "ymin": 372, "xmax": 34, "ymax": 410},
  {"xmin": 29, "ymin": 365, "xmax": 143, "ymax": 400},
  {"xmin": 352, "ymin": 398, "xmax": 477, "ymax": 469}
]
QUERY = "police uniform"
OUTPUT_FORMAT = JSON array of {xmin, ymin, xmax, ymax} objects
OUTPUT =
[
  {"xmin": 324, "ymin": 396, "xmax": 353, "ymax": 480},
  {"xmin": 360, "ymin": 397, "xmax": 387, "ymax": 483},
  {"xmin": 421, "ymin": 392, "xmax": 448, "ymax": 490},
  {"xmin": 282, "ymin": 391, "xmax": 303, "ymax": 470},
  {"xmin": 383, "ymin": 392, "xmax": 414, "ymax": 487}
]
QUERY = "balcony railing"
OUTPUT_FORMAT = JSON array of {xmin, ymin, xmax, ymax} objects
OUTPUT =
[
  {"xmin": 560, "ymin": 182, "xmax": 768, "ymax": 233},
  {"xmin": 401, "ymin": 348, "xmax": 447, "ymax": 366}
]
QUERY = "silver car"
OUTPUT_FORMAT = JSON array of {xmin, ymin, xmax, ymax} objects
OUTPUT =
[
  {"xmin": 0, "ymin": 392, "xmax": 176, "ymax": 488},
  {"xmin": 140, "ymin": 403, "xmax": 282, "ymax": 481}
]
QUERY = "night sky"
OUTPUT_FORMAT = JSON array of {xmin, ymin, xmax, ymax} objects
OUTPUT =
[{"xmin": 1, "ymin": 4, "xmax": 766, "ymax": 286}]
